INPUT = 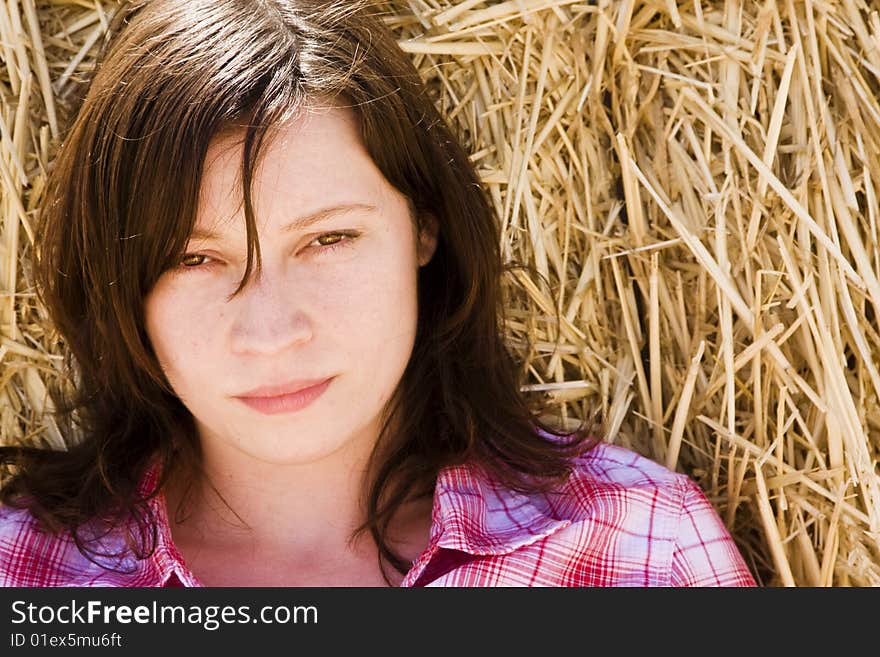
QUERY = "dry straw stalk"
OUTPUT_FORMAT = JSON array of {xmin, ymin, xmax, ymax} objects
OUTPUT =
[{"xmin": 3, "ymin": 0, "xmax": 880, "ymax": 586}]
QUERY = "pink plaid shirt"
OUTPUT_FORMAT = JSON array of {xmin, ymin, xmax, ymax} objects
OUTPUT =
[{"xmin": 0, "ymin": 443, "xmax": 755, "ymax": 587}]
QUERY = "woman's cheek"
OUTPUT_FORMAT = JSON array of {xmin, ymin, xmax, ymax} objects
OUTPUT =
[
  {"xmin": 146, "ymin": 285, "xmax": 212, "ymax": 390},
  {"xmin": 311, "ymin": 259, "xmax": 382, "ymax": 314}
]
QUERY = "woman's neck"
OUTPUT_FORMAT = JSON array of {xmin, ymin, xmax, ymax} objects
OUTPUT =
[{"xmin": 161, "ymin": 424, "xmax": 435, "ymax": 585}]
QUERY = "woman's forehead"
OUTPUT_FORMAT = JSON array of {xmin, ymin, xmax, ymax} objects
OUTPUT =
[
  {"xmin": 197, "ymin": 108, "xmax": 381, "ymax": 212},
  {"xmin": 202, "ymin": 107, "xmax": 363, "ymax": 183},
  {"xmin": 205, "ymin": 101, "xmax": 357, "ymax": 164}
]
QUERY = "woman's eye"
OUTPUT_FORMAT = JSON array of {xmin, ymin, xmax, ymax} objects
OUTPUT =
[
  {"xmin": 180, "ymin": 253, "xmax": 213, "ymax": 268},
  {"xmin": 310, "ymin": 232, "xmax": 358, "ymax": 253}
]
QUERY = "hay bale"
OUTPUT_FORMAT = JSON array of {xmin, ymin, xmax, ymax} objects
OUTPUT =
[{"xmin": 3, "ymin": 0, "xmax": 880, "ymax": 586}]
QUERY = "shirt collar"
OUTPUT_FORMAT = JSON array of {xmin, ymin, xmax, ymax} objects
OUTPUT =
[
  {"xmin": 429, "ymin": 462, "xmax": 572, "ymax": 556},
  {"xmin": 139, "ymin": 456, "xmax": 204, "ymax": 587}
]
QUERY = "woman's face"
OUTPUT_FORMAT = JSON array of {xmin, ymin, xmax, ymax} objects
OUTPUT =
[{"xmin": 144, "ymin": 105, "xmax": 438, "ymax": 467}]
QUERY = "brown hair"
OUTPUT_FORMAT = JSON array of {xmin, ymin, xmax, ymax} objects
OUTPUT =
[{"xmin": 0, "ymin": 0, "xmax": 597, "ymax": 583}]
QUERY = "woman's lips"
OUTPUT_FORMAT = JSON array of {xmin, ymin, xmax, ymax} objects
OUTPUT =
[{"xmin": 234, "ymin": 377, "xmax": 333, "ymax": 415}]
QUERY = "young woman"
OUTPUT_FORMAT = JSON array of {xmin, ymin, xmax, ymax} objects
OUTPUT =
[{"xmin": 0, "ymin": 0, "xmax": 755, "ymax": 587}]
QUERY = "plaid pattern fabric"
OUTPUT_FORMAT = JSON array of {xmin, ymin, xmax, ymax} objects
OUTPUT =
[{"xmin": 0, "ymin": 443, "xmax": 755, "ymax": 587}]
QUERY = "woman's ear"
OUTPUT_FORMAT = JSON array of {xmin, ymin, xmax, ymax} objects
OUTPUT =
[{"xmin": 417, "ymin": 213, "xmax": 440, "ymax": 267}]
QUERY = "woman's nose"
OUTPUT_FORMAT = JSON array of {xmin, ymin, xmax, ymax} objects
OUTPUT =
[{"xmin": 228, "ymin": 266, "xmax": 313, "ymax": 356}]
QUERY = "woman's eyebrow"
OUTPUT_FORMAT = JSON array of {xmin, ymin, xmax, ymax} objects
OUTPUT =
[
  {"xmin": 281, "ymin": 203, "xmax": 378, "ymax": 233},
  {"xmin": 189, "ymin": 203, "xmax": 377, "ymax": 241}
]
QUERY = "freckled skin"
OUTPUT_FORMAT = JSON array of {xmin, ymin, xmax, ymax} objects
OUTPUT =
[{"xmin": 144, "ymin": 105, "xmax": 439, "ymax": 469}]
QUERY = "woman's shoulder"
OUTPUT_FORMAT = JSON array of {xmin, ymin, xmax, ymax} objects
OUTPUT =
[
  {"xmin": 0, "ymin": 503, "xmax": 68, "ymax": 586},
  {"xmin": 534, "ymin": 441, "xmax": 704, "ymax": 528},
  {"xmin": 0, "ymin": 502, "xmax": 151, "ymax": 587},
  {"xmin": 436, "ymin": 441, "xmax": 699, "ymax": 549},
  {"xmin": 428, "ymin": 441, "xmax": 755, "ymax": 586},
  {"xmin": 552, "ymin": 442, "xmax": 736, "ymax": 538},
  {"xmin": 542, "ymin": 442, "xmax": 754, "ymax": 585},
  {"xmin": 560, "ymin": 442, "xmax": 754, "ymax": 585},
  {"xmin": 572, "ymin": 441, "xmax": 690, "ymax": 490},
  {"xmin": 444, "ymin": 440, "xmax": 697, "ymax": 524}
]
